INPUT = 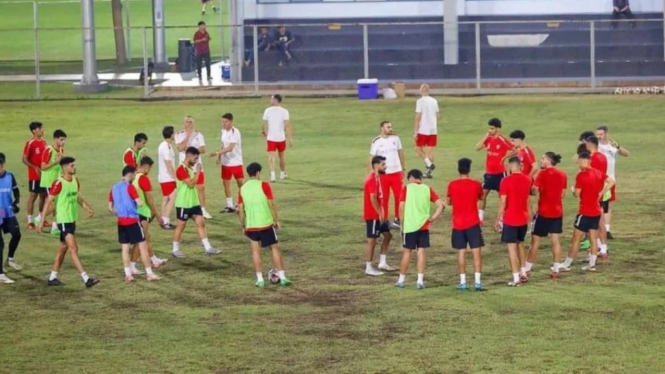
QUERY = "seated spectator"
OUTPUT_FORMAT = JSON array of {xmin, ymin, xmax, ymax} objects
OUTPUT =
[
  {"xmin": 244, "ymin": 27, "xmax": 273, "ymax": 67},
  {"xmin": 612, "ymin": 0, "xmax": 636, "ymax": 28},
  {"xmin": 275, "ymin": 26, "xmax": 295, "ymax": 66}
]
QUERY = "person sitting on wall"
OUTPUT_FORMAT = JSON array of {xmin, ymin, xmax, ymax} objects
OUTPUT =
[
  {"xmin": 612, "ymin": 0, "xmax": 636, "ymax": 29},
  {"xmin": 244, "ymin": 26, "xmax": 274, "ymax": 67},
  {"xmin": 275, "ymin": 26, "xmax": 295, "ymax": 66}
]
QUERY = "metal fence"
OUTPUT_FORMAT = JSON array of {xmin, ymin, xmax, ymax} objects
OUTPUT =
[{"xmin": 0, "ymin": 19, "xmax": 664, "ymax": 99}]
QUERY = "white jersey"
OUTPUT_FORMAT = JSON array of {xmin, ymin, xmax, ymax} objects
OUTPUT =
[
  {"xmin": 369, "ymin": 135, "xmax": 403, "ymax": 174},
  {"xmin": 175, "ymin": 130, "xmax": 206, "ymax": 170},
  {"xmin": 157, "ymin": 140, "xmax": 176, "ymax": 183},
  {"xmin": 221, "ymin": 127, "xmax": 243, "ymax": 167},
  {"xmin": 415, "ymin": 96, "xmax": 439, "ymax": 135},
  {"xmin": 599, "ymin": 142, "xmax": 618, "ymax": 178},
  {"xmin": 263, "ymin": 106, "xmax": 290, "ymax": 142}
]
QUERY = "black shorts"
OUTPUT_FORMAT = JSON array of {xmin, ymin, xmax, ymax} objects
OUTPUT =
[
  {"xmin": 501, "ymin": 224, "xmax": 528, "ymax": 243},
  {"xmin": 483, "ymin": 173, "xmax": 506, "ymax": 192},
  {"xmin": 531, "ymin": 215, "xmax": 563, "ymax": 237},
  {"xmin": 246, "ymin": 227, "xmax": 278, "ymax": 248},
  {"xmin": 58, "ymin": 222, "xmax": 76, "ymax": 243},
  {"xmin": 366, "ymin": 219, "xmax": 390, "ymax": 239},
  {"xmin": 574, "ymin": 214, "xmax": 600, "ymax": 233},
  {"xmin": 451, "ymin": 224, "xmax": 484, "ymax": 250},
  {"xmin": 139, "ymin": 214, "xmax": 153, "ymax": 224},
  {"xmin": 601, "ymin": 200, "xmax": 609, "ymax": 214},
  {"xmin": 176, "ymin": 206, "xmax": 203, "ymax": 221},
  {"xmin": 402, "ymin": 230, "xmax": 430, "ymax": 250},
  {"xmin": 28, "ymin": 180, "xmax": 46, "ymax": 194},
  {"xmin": 118, "ymin": 223, "xmax": 145, "ymax": 244},
  {"xmin": 0, "ymin": 216, "xmax": 20, "ymax": 234}
]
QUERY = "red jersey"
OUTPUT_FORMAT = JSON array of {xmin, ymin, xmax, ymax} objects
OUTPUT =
[
  {"xmin": 23, "ymin": 138, "xmax": 47, "ymax": 181},
  {"xmin": 518, "ymin": 146, "xmax": 536, "ymax": 176},
  {"xmin": 42, "ymin": 146, "xmax": 63, "ymax": 168},
  {"xmin": 108, "ymin": 183, "xmax": 140, "ymax": 225},
  {"xmin": 499, "ymin": 173, "xmax": 532, "ymax": 226},
  {"xmin": 575, "ymin": 167, "xmax": 606, "ymax": 216},
  {"xmin": 136, "ymin": 174, "xmax": 152, "ymax": 193},
  {"xmin": 49, "ymin": 178, "xmax": 80, "ymax": 196},
  {"xmin": 193, "ymin": 30, "xmax": 211, "ymax": 55},
  {"xmin": 399, "ymin": 183, "xmax": 440, "ymax": 231},
  {"xmin": 534, "ymin": 167, "xmax": 567, "ymax": 218},
  {"xmin": 176, "ymin": 164, "xmax": 194, "ymax": 181},
  {"xmin": 483, "ymin": 136, "xmax": 513, "ymax": 174},
  {"xmin": 590, "ymin": 151, "xmax": 608, "ymax": 174},
  {"xmin": 123, "ymin": 149, "xmax": 137, "ymax": 168},
  {"xmin": 446, "ymin": 178, "xmax": 483, "ymax": 230},
  {"xmin": 363, "ymin": 173, "xmax": 384, "ymax": 220},
  {"xmin": 237, "ymin": 181, "xmax": 274, "ymax": 232}
]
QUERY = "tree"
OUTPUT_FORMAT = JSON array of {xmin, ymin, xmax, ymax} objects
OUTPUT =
[{"xmin": 111, "ymin": 0, "xmax": 127, "ymax": 65}]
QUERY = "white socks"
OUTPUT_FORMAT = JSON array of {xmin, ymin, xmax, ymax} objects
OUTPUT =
[
  {"xmin": 512, "ymin": 272, "xmax": 520, "ymax": 283},
  {"xmin": 379, "ymin": 254, "xmax": 387, "ymax": 265},
  {"xmin": 398, "ymin": 274, "xmax": 406, "ymax": 283},
  {"xmin": 562, "ymin": 257, "xmax": 573, "ymax": 268},
  {"xmin": 28, "ymin": 215, "xmax": 33, "ymax": 224},
  {"xmin": 202, "ymin": 238, "xmax": 212, "ymax": 251},
  {"xmin": 226, "ymin": 198, "xmax": 234, "ymax": 208},
  {"xmin": 424, "ymin": 158, "xmax": 433, "ymax": 167},
  {"xmin": 605, "ymin": 224, "xmax": 610, "ymax": 232},
  {"xmin": 478, "ymin": 210, "xmax": 484, "ymax": 221},
  {"xmin": 146, "ymin": 267, "xmax": 155, "ymax": 277},
  {"xmin": 417, "ymin": 273, "xmax": 424, "ymax": 285},
  {"xmin": 589, "ymin": 255, "xmax": 598, "ymax": 267},
  {"xmin": 49, "ymin": 271, "xmax": 58, "ymax": 281},
  {"xmin": 552, "ymin": 262, "xmax": 561, "ymax": 273},
  {"xmin": 278, "ymin": 270, "xmax": 286, "ymax": 280},
  {"xmin": 256, "ymin": 272, "xmax": 264, "ymax": 282},
  {"xmin": 163, "ymin": 216, "xmax": 171, "ymax": 225},
  {"xmin": 280, "ymin": 171, "xmax": 287, "ymax": 179},
  {"xmin": 172, "ymin": 242, "xmax": 180, "ymax": 253},
  {"xmin": 525, "ymin": 261, "xmax": 533, "ymax": 272},
  {"xmin": 151, "ymin": 255, "xmax": 159, "ymax": 263},
  {"xmin": 81, "ymin": 272, "xmax": 89, "ymax": 283},
  {"xmin": 474, "ymin": 272, "xmax": 481, "ymax": 284},
  {"xmin": 459, "ymin": 273, "xmax": 466, "ymax": 285},
  {"xmin": 51, "ymin": 222, "xmax": 58, "ymax": 230},
  {"xmin": 124, "ymin": 267, "xmax": 132, "ymax": 277},
  {"xmin": 270, "ymin": 171, "xmax": 276, "ymax": 181}
]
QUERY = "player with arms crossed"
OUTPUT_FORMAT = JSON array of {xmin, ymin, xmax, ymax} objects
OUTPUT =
[
  {"xmin": 131, "ymin": 157, "xmax": 168, "ymax": 270},
  {"xmin": 37, "ymin": 157, "xmax": 99, "ymax": 288},
  {"xmin": 22, "ymin": 121, "xmax": 47, "ymax": 230},
  {"xmin": 237, "ymin": 162, "xmax": 292, "ymax": 288},
  {"xmin": 524, "ymin": 152, "xmax": 567, "ymax": 278},
  {"xmin": 123, "ymin": 133, "xmax": 148, "ymax": 168},
  {"xmin": 171, "ymin": 147, "xmax": 220, "ymax": 258},
  {"xmin": 369, "ymin": 121, "xmax": 405, "ymax": 229},
  {"xmin": 395, "ymin": 169, "xmax": 444, "ymax": 290},
  {"xmin": 210, "ymin": 113, "xmax": 245, "ymax": 213},
  {"xmin": 560, "ymin": 151, "xmax": 614, "ymax": 272},
  {"xmin": 175, "ymin": 116, "xmax": 212, "ymax": 219},
  {"xmin": 496, "ymin": 157, "xmax": 532, "ymax": 287},
  {"xmin": 509, "ymin": 130, "xmax": 537, "ymax": 180},
  {"xmin": 596, "ymin": 125, "xmax": 629, "ymax": 239},
  {"xmin": 0, "ymin": 153, "xmax": 23, "ymax": 283},
  {"xmin": 585, "ymin": 136, "xmax": 611, "ymax": 259},
  {"xmin": 41, "ymin": 129, "xmax": 67, "ymax": 236},
  {"xmin": 446, "ymin": 158, "xmax": 485, "ymax": 291},
  {"xmin": 363, "ymin": 155, "xmax": 395, "ymax": 276},
  {"xmin": 413, "ymin": 84, "xmax": 440, "ymax": 178},
  {"xmin": 108, "ymin": 166, "xmax": 161, "ymax": 283},
  {"xmin": 475, "ymin": 118, "xmax": 514, "ymax": 222},
  {"xmin": 262, "ymin": 94, "xmax": 292, "ymax": 182},
  {"xmin": 157, "ymin": 126, "xmax": 177, "ymax": 230}
]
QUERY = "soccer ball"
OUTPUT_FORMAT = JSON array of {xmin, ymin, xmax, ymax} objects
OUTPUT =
[{"xmin": 268, "ymin": 268, "xmax": 280, "ymax": 284}]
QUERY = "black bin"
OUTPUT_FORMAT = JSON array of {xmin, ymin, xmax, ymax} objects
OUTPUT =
[{"xmin": 177, "ymin": 39, "xmax": 195, "ymax": 73}]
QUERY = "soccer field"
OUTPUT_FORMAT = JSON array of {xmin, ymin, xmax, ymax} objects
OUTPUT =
[
  {"xmin": 0, "ymin": 0, "xmax": 229, "ymax": 74},
  {"xmin": 1, "ymin": 95, "xmax": 665, "ymax": 374}
]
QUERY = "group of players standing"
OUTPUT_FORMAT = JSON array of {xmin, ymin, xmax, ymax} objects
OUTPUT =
[
  {"xmin": 363, "ymin": 84, "xmax": 629, "ymax": 290},
  {"xmin": 0, "ymin": 95, "xmax": 295, "ymax": 288}
]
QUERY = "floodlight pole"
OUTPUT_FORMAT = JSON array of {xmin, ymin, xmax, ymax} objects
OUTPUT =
[
  {"xmin": 152, "ymin": 0, "xmax": 169, "ymax": 71},
  {"xmin": 74, "ymin": 0, "xmax": 108, "ymax": 93},
  {"xmin": 443, "ymin": 0, "xmax": 459, "ymax": 64},
  {"xmin": 229, "ymin": 0, "xmax": 243, "ymax": 83}
]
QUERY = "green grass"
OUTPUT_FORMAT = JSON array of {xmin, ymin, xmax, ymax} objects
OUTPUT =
[
  {"xmin": 1, "ymin": 95, "xmax": 665, "ymax": 374},
  {"xmin": 0, "ymin": 0, "xmax": 231, "ymax": 73}
]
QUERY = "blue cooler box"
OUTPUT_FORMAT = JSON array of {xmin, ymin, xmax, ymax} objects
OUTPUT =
[
  {"xmin": 221, "ymin": 62, "xmax": 231, "ymax": 81},
  {"xmin": 357, "ymin": 78, "xmax": 378, "ymax": 100}
]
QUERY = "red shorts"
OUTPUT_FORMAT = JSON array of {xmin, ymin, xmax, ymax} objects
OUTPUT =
[
  {"xmin": 197, "ymin": 171, "xmax": 205, "ymax": 185},
  {"xmin": 221, "ymin": 165, "xmax": 244, "ymax": 181},
  {"xmin": 160, "ymin": 182, "xmax": 176, "ymax": 196},
  {"xmin": 416, "ymin": 134, "xmax": 437, "ymax": 147},
  {"xmin": 267, "ymin": 141, "xmax": 287, "ymax": 153},
  {"xmin": 610, "ymin": 185, "xmax": 616, "ymax": 202}
]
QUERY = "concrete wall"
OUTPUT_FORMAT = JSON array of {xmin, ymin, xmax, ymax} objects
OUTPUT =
[{"xmin": 243, "ymin": 0, "xmax": 664, "ymax": 19}]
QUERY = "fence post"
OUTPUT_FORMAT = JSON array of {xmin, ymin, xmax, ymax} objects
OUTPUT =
[
  {"xmin": 143, "ymin": 27, "xmax": 149, "ymax": 98},
  {"xmin": 125, "ymin": 0, "xmax": 131, "ymax": 61},
  {"xmin": 363, "ymin": 24, "xmax": 369, "ymax": 79},
  {"xmin": 590, "ymin": 21, "xmax": 596, "ymax": 89},
  {"xmin": 253, "ymin": 24, "xmax": 259, "ymax": 94},
  {"xmin": 475, "ymin": 22, "xmax": 481, "ymax": 90},
  {"xmin": 33, "ymin": 1, "xmax": 40, "ymax": 99},
  {"xmin": 220, "ymin": 0, "xmax": 226, "ymax": 61}
]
